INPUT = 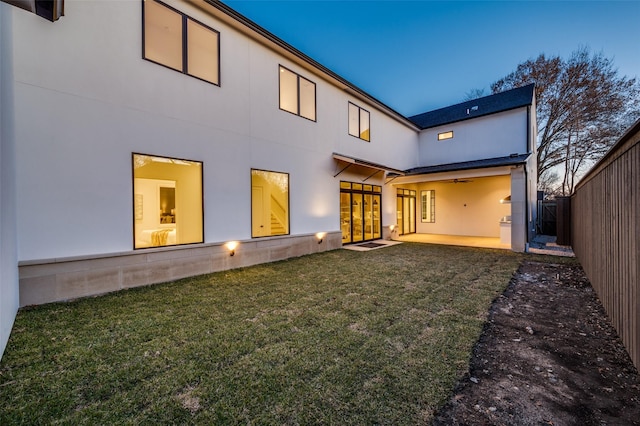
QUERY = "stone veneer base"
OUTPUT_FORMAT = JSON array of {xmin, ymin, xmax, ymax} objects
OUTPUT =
[{"xmin": 19, "ymin": 232, "xmax": 342, "ymax": 307}]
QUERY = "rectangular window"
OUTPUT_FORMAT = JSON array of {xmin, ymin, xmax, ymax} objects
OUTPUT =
[
  {"xmin": 437, "ymin": 130, "xmax": 453, "ymax": 141},
  {"xmin": 279, "ymin": 65, "xmax": 316, "ymax": 121},
  {"xmin": 348, "ymin": 102, "xmax": 370, "ymax": 141},
  {"xmin": 421, "ymin": 190, "xmax": 435, "ymax": 223},
  {"xmin": 143, "ymin": 0, "xmax": 220, "ymax": 85},
  {"xmin": 133, "ymin": 153, "xmax": 203, "ymax": 249},
  {"xmin": 252, "ymin": 169, "xmax": 290, "ymax": 237}
]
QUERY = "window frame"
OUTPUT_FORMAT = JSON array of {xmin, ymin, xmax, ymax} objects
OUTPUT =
[
  {"xmin": 132, "ymin": 152, "xmax": 205, "ymax": 250},
  {"xmin": 278, "ymin": 65, "xmax": 317, "ymax": 122},
  {"xmin": 348, "ymin": 102, "xmax": 371, "ymax": 141},
  {"xmin": 142, "ymin": 0, "xmax": 221, "ymax": 86},
  {"xmin": 251, "ymin": 168, "xmax": 291, "ymax": 238},
  {"xmin": 421, "ymin": 190, "xmax": 435, "ymax": 223}
]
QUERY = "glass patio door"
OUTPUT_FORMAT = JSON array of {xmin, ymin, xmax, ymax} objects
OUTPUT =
[
  {"xmin": 396, "ymin": 188, "xmax": 416, "ymax": 235},
  {"xmin": 340, "ymin": 182, "xmax": 382, "ymax": 244}
]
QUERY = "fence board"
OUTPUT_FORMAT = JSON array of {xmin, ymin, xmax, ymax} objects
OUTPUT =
[{"xmin": 572, "ymin": 119, "xmax": 640, "ymax": 370}]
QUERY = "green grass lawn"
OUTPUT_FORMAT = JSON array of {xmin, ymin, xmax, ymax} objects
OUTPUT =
[{"xmin": 0, "ymin": 243, "xmax": 564, "ymax": 424}]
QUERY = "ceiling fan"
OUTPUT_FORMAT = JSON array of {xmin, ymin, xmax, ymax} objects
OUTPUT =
[{"xmin": 442, "ymin": 178, "xmax": 474, "ymax": 184}]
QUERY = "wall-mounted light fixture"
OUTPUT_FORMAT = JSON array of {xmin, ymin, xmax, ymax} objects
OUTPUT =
[
  {"xmin": 315, "ymin": 232, "xmax": 326, "ymax": 244},
  {"xmin": 499, "ymin": 195, "xmax": 511, "ymax": 204},
  {"xmin": 389, "ymin": 225, "xmax": 396, "ymax": 233},
  {"xmin": 225, "ymin": 241, "xmax": 238, "ymax": 256}
]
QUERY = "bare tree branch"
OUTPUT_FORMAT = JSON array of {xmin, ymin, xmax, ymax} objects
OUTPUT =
[{"xmin": 491, "ymin": 48, "xmax": 640, "ymax": 194}]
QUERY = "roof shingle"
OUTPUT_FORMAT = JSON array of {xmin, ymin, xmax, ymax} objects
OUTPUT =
[{"xmin": 409, "ymin": 84, "xmax": 535, "ymax": 129}]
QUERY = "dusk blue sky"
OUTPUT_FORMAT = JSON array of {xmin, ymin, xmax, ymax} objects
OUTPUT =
[{"xmin": 223, "ymin": 1, "xmax": 639, "ymax": 117}]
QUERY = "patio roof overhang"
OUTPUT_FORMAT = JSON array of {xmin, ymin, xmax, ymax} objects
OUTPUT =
[
  {"xmin": 390, "ymin": 153, "xmax": 531, "ymax": 185},
  {"xmin": 332, "ymin": 153, "xmax": 406, "ymax": 182},
  {"xmin": 404, "ymin": 153, "xmax": 530, "ymax": 176}
]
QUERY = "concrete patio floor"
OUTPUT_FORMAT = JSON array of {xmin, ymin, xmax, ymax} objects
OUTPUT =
[
  {"xmin": 342, "ymin": 234, "xmax": 575, "ymax": 257},
  {"xmin": 393, "ymin": 233, "xmax": 511, "ymax": 250}
]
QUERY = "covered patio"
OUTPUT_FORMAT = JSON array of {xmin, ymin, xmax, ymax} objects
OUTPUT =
[{"xmin": 388, "ymin": 154, "xmax": 534, "ymax": 252}]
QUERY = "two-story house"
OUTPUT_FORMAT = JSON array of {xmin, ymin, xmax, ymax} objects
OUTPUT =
[{"xmin": 0, "ymin": 0, "xmax": 536, "ymax": 359}]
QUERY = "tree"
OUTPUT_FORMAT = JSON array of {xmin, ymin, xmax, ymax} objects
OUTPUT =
[
  {"xmin": 463, "ymin": 88, "xmax": 486, "ymax": 101},
  {"xmin": 491, "ymin": 48, "xmax": 640, "ymax": 195}
]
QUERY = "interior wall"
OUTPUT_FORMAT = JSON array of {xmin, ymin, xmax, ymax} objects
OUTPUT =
[
  {"xmin": 412, "ymin": 175, "xmax": 511, "ymax": 237},
  {"xmin": 134, "ymin": 178, "xmax": 176, "ymax": 245},
  {"xmin": 134, "ymin": 161, "xmax": 203, "ymax": 246},
  {"xmin": 0, "ymin": 3, "xmax": 19, "ymax": 360}
]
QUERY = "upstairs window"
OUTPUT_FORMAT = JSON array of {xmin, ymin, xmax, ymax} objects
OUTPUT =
[
  {"xmin": 348, "ymin": 102, "xmax": 370, "ymax": 141},
  {"xmin": 143, "ymin": 0, "xmax": 220, "ymax": 85},
  {"xmin": 437, "ymin": 130, "xmax": 453, "ymax": 141},
  {"xmin": 279, "ymin": 66, "xmax": 316, "ymax": 121}
]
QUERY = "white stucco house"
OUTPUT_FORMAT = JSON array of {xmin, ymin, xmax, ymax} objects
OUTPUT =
[{"xmin": 0, "ymin": 0, "xmax": 537, "ymax": 358}]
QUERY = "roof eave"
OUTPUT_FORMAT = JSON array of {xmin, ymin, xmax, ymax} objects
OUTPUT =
[{"xmin": 199, "ymin": 0, "xmax": 420, "ymax": 131}]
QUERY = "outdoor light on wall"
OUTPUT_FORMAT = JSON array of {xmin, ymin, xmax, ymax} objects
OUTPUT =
[
  {"xmin": 225, "ymin": 241, "xmax": 238, "ymax": 256},
  {"xmin": 390, "ymin": 225, "xmax": 395, "ymax": 232},
  {"xmin": 316, "ymin": 232, "xmax": 326, "ymax": 244}
]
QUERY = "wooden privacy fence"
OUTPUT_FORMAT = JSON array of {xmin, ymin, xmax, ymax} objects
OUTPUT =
[{"xmin": 572, "ymin": 118, "xmax": 640, "ymax": 370}]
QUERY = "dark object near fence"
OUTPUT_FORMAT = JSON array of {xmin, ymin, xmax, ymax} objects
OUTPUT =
[
  {"xmin": 556, "ymin": 197, "xmax": 571, "ymax": 246},
  {"xmin": 538, "ymin": 200, "xmax": 557, "ymax": 235}
]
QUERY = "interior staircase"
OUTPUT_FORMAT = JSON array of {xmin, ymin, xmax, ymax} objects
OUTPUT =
[{"xmin": 270, "ymin": 213, "xmax": 286, "ymax": 235}]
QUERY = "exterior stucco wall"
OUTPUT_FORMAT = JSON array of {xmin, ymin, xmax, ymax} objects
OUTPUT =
[
  {"xmin": 0, "ymin": 3, "xmax": 19, "ymax": 359},
  {"xmin": 417, "ymin": 108, "xmax": 529, "ymax": 166},
  {"xmin": 13, "ymin": 0, "xmax": 417, "ymax": 262}
]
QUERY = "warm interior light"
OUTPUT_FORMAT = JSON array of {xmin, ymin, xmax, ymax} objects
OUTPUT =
[
  {"xmin": 437, "ymin": 131, "xmax": 454, "ymax": 141},
  {"xmin": 500, "ymin": 195, "xmax": 512, "ymax": 204},
  {"xmin": 316, "ymin": 232, "xmax": 326, "ymax": 244},
  {"xmin": 225, "ymin": 241, "xmax": 238, "ymax": 256}
]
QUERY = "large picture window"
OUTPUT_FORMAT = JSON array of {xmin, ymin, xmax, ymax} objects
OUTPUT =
[
  {"xmin": 421, "ymin": 190, "xmax": 435, "ymax": 223},
  {"xmin": 251, "ymin": 169, "xmax": 290, "ymax": 237},
  {"xmin": 348, "ymin": 102, "xmax": 370, "ymax": 141},
  {"xmin": 143, "ymin": 0, "xmax": 220, "ymax": 85},
  {"xmin": 279, "ymin": 65, "xmax": 316, "ymax": 121},
  {"xmin": 133, "ymin": 153, "xmax": 203, "ymax": 249}
]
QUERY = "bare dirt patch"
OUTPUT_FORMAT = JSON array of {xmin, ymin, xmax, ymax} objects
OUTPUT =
[{"xmin": 433, "ymin": 261, "xmax": 640, "ymax": 425}]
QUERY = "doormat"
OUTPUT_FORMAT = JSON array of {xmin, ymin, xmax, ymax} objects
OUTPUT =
[{"xmin": 358, "ymin": 242, "xmax": 386, "ymax": 249}]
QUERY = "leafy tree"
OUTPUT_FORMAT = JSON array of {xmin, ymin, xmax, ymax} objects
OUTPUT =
[{"xmin": 491, "ymin": 48, "xmax": 640, "ymax": 195}]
